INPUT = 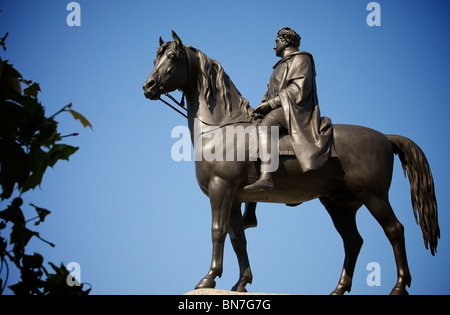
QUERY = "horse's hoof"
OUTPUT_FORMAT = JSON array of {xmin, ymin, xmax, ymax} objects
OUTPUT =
[
  {"xmin": 389, "ymin": 286, "xmax": 409, "ymax": 295},
  {"xmin": 236, "ymin": 285, "xmax": 247, "ymax": 292},
  {"xmin": 330, "ymin": 289, "xmax": 345, "ymax": 295},
  {"xmin": 195, "ymin": 278, "xmax": 216, "ymax": 290},
  {"xmin": 231, "ymin": 284, "xmax": 247, "ymax": 292},
  {"xmin": 330, "ymin": 284, "xmax": 350, "ymax": 295}
]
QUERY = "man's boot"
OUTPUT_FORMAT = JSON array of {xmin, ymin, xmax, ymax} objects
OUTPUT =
[
  {"xmin": 244, "ymin": 125, "xmax": 274, "ymax": 191},
  {"xmin": 244, "ymin": 172, "xmax": 273, "ymax": 191}
]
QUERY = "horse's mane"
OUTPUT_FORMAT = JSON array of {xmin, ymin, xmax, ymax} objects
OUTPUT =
[{"xmin": 186, "ymin": 46, "xmax": 254, "ymax": 121}]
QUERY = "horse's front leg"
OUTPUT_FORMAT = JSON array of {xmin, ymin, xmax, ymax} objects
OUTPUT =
[{"xmin": 195, "ymin": 176, "xmax": 235, "ymax": 290}]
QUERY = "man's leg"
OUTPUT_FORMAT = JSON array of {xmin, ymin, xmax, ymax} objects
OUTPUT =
[
  {"xmin": 242, "ymin": 109, "xmax": 285, "ymax": 226},
  {"xmin": 244, "ymin": 122, "xmax": 275, "ymax": 191}
]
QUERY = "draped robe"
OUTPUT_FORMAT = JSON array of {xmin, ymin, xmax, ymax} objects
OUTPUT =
[{"xmin": 262, "ymin": 51, "xmax": 334, "ymax": 172}]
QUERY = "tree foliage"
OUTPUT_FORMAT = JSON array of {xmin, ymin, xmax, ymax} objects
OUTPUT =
[{"xmin": 0, "ymin": 32, "xmax": 91, "ymax": 295}]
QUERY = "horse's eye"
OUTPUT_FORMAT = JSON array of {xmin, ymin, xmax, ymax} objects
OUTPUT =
[{"xmin": 168, "ymin": 54, "xmax": 177, "ymax": 62}]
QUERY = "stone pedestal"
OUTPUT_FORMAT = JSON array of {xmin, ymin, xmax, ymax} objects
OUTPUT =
[{"xmin": 185, "ymin": 289, "xmax": 293, "ymax": 295}]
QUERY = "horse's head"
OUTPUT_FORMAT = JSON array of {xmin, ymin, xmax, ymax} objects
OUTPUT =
[{"xmin": 143, "ymin": 31, "xmax": 189, "ymax": 100}]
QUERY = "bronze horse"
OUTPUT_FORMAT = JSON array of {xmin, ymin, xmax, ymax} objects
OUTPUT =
[{"xmin": 142, "ymin": 31, "xmax": 439, "ymax": 295}]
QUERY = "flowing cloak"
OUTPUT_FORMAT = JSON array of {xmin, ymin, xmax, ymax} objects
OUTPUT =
[{"xmin": 263, "ymin": 51, "xmax": 334, "ymax": 172}]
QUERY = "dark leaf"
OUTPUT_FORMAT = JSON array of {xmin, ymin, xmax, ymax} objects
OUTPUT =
[
  {"xmin": 36, "ymin": 118, "xmax": 58, "ymax": 147},
  {"xmin": 6, "ymin": 75, "xmax": 21, "ymax": 94},
  {"xmin": 23, "ymin": 253, "xmax": 44, "ymax": 269},
  {"xmin": 0, "ymin": 139, "xmax": 30, "ymax": 199},
  {"xmin": 30, "ymin": 203, "xmax": 51, "ymax": 226},
  {"xmin": 44, "ymin": 262, "xmax": 91, "ymax": 295},
  {"xmin": 0, "ymin": 100, "xmax": 25, "ymax": 138},
  {"xmin": 23, "ymin": 82, "xmax": 41, "ymax": 98},
  {"xmin": 11, "ymin": 225, "xmax": 39, "ymax": 260},
  {"xmin": 0, "ymin": 201, "xmax": 25, "ymax": 225},
  {"xmin": 47, "ymin": 144, "xmax": 78, "ymax": 167},
  {"xmin": 8, "ymin": 282, "xmax": 28, "ymax": 295},
  {"xmin": 21, "ymin": 146, "xmax": 48, "ymax": 193},
  {"xmin": 0, "ymin": 32, "xmax": 8, "ymax": 51},
  {"xmin": 1, "ymin": 60, "xmax": 22, "ymax": 79}
]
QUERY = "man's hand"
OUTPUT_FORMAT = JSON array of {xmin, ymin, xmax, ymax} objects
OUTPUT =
[{"xmin": 254, "ymin": 101, "xmax": 272, "ymax": 117}]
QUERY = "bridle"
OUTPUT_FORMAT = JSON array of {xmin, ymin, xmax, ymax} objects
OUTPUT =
[{"xmin": 157, "ymin": 44, "xmax": 190, "ymax": 119}]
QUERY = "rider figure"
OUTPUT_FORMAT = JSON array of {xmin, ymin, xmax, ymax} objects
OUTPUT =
[{"xmin": 243, "ymin": 27, "xmax": 334, "ymax": 228}]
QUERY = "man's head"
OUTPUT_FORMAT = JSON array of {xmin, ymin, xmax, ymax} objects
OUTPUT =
[{"xmin": 274, "ymin": 27, "xmax": 301, "ymax": 57}]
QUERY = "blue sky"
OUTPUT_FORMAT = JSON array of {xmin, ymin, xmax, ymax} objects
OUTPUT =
[{"xmin": 1, "ymin": 0, "xmax": 449, "ymax": 295}]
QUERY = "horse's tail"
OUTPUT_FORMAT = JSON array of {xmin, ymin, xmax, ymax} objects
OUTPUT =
[{"xmin": 386, "ymin": 134, "xmax": 440, "ymax": 255}]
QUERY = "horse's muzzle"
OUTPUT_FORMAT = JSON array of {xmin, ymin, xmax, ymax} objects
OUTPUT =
[{"xmin": 143, "ymin": 79, "xmax": 160, "ymax": 100}]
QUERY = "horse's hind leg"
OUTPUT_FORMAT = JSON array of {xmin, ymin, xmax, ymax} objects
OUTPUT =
[
  {"xmin": 242, "ymin": 202, "xmax": 257, "ymax": 229},
  {"xmin": 320, "ymin": 197, "xmax": 364, "ymax": 295},
  {"xmin": 358, "ymin": 192, "xmax": 412, "ymax": 295},
  {"xmin": 228, "ymin": 202, "xmax": 252, "ymax": 292}
]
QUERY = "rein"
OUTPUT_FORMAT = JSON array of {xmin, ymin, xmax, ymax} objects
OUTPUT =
[
  {"xmin": 160, "ymin": 91, "xmax": 249, "ymax": 131},
  {"xmin": 159, "ymin": 92, "xmax": 187, "ymax": 118}
]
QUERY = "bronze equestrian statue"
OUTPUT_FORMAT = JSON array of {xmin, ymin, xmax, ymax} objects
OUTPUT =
[{"xmin": 142, "ymin": 30, "xmax": 439, "ymax": 295}]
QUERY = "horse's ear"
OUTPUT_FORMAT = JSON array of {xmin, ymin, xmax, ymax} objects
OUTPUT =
[
  {"xmin": 159, "ymin": 36, "xmax": 165, "ymax": 46},
  {"xmin": 171, "ymin": 30, "xmax": 183, "ymax": 47}
]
